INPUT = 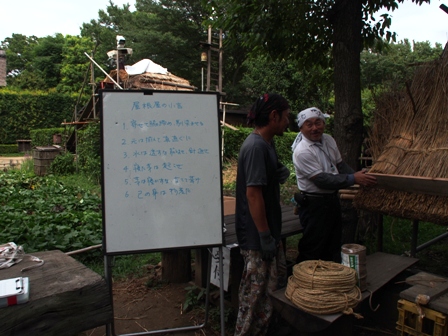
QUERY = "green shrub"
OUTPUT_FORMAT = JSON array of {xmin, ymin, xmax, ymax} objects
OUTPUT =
[
  {"xmin": 77, "ymin": 123, "xmax": 101, "ymax": 183},
  {"xmin": 49, "ymin": 152, "xmax": 76, "ymax": 175},
  {"xmin": 0, "ymin": 144, "xmax": 18, "ymax": 154},
  {"xmin": 20, "ymin": 157, "xmax": 34, "ymax": 174},
  {"xmin": 0, "ymin": 90, "xmax": 78, "ymax": 143},
  {"xmin": 30, "ymin": 128, "xmax": 65, "ymax": 147},
  {"xmin": 222, "ymin": 127, "xmax": 296, "ymax": 165}
]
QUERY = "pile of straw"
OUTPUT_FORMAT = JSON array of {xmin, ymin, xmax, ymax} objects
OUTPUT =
[
  {"xmin": 128, "ymin": 72, "xmax": 195, "ymax": 91},
  {"xmin": 354, "ymin": 45, "xmax": 448, "ymax": 224},
  {"xmin": 285, "ymin": 260, "xmax": 362, "ymax": 316},
  {"xmin": 103, "ymin": 70, "xmax": 195, "ymax": 91}
]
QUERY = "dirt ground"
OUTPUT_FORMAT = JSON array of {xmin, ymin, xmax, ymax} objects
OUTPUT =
[
  {"xmin": 79, "ymin": 271, "xmax": 395, "ymax": 336},
  {"xmin": 78, "ymin": 249, "xmax": 397, "ymax": 336},
  {"xmin": 0, "ymin": 156, "xmax": 26, "ymax": 170},
  {"xmin": 81, "ymin": 277, "xmax": 222, "ymax": 336}
]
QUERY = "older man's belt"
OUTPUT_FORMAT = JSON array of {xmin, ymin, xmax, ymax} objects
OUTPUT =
[{"xmin": 301, "ymin": 191, "xmax": 338, "ymax": 199}]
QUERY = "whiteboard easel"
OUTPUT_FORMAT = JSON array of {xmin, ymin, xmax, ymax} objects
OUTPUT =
[{"xmin": 100, "ymin": 90, "xmax": 225, "ymax": 336}]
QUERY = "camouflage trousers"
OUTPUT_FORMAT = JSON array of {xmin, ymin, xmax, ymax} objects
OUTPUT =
[{"xmin": 234, "ymin": 242, "xmax": 286, "ymax": 336}]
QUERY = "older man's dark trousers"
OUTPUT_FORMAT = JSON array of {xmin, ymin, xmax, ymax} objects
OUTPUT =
[{"xmin": 296, "ymin": 194, "xmax": 342, "ymax": 264}]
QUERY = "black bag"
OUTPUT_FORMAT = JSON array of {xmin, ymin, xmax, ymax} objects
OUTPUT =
[{"xmin": 294, "ymin": 192, "xmax": 308, "ymax": 207}]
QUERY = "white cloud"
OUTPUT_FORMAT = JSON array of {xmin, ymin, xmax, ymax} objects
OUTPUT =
[{"xmin": 379, "ymin": 1, "xmax": 448, "ymax": 46}]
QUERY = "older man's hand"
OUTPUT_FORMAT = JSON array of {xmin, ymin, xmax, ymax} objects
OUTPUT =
[{"xmin": 354, "ymin": 170, "xmax": 377, "ymax": 187}]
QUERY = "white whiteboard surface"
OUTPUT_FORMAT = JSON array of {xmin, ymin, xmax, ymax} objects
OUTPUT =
[{"xmin": 101, "ymin": 91, "xmax": 223, "ymax": 254}]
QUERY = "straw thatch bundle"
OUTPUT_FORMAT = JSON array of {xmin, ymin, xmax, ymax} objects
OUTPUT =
[
  {"xmin": 354, "ymin": 45, "xmax": 448, "ymax": 224},
  {"xmin": 104, "ymin": 70, "xmax": 195, "ymax": 91},
  {"xmin": 127, "ymin": 72, "xmax": 195, "ymax": 91}
]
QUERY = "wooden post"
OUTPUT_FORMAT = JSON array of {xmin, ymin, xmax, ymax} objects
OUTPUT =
[
  {"xmin": 194, "ymin": 248, "xmax": 209, "ymax": 287},
  {"xmin": 377, "ymin": 213, "xmax": 383, "ymax": 252},
  {"xmin": 161, "ymin": 249, "xmax": 192, "ymax": 283},
  {"xmin": 411, "ymin": 220, "xmax": 419, "ymax": 257}
]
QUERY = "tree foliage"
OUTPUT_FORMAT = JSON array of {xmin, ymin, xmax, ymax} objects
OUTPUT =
[
  {"xmin": 206, "ymin": 0, "xmax": 430, "ymax": 168},
  {"xmin": 361, "ymin": 39, "xmax": 443, "ymax": 90}
]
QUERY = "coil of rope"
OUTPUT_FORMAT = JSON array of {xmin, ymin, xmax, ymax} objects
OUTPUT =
[{"xmin": 285, "ymin": 260, "xmax": 362, "ymax": 317}]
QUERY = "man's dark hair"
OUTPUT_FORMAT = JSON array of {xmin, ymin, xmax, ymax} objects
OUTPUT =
[{"xmin": 247, "ymin": 93, "xmax": 290, "ymax": 127}]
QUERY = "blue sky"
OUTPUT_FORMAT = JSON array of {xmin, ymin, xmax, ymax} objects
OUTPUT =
[{"xmin": 1, "ymin": 0, "xmax": 446, "ymax": 46}]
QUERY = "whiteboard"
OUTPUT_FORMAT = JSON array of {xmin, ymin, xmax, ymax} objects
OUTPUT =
[{"xmin": 101, "ymin": 90, "xmax": 223, "ymax": 254}]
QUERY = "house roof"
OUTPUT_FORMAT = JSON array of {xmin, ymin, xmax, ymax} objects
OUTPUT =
[{"xmin": 103, "ymin": 58, "xmax": 196, "ymax": 91}]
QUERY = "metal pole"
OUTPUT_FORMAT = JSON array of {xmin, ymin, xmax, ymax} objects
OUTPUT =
[
  {"xmin": 207, "ymin": 25, "xmax": 211, "ymax": 91},
  {"xmin": 218, "ymin": 29, "xmax": 223, "ymax": 93},
  {"xmin": 221, "ymin": 104, "xmax": 226, "ymax": 163},
  {"xmin": 218, "ymin": 246, "xmax": 225, "ymax": 336},
  {"xmin": 416, "ymin": 230, "xmax": 448, "ymax": 253},
  {"xmin": 91, "ymin": 51, "xmax": 96, "ymax": 119},
  {"xmin": 410, "ymin": 220, "xmax": 419, "ymax": 257},
  {"xmin": 116, "ymin": 41, "xmax": 119, "ymax": 89},
  {"xmin": 84, "ymin": 52, "xmax": 123, "ymax": 89}
]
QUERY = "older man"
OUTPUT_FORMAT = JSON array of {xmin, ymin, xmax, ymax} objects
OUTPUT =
[{"xmin": 292, "ymin": 107, "xmax": 376, "ymax": 263}]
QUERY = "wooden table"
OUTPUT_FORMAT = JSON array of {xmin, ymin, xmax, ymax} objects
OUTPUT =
[
  {"xmin": 223, "ymin": 204, "xmax": 303, "ymax": 245},
  {"xmin": 400, "ymin": 271, "xmax": 448, "ymax": 314},
  {"xmin": 195, "ymin": 205, "xmax": 303, "ymax": 307},
  {"xmin": 0, "ymin": 250, "xmax": 112, "ymax": 336},
  {"xmin": 270, "ymin": 252, "xmax": 419, "ymax": 333}
]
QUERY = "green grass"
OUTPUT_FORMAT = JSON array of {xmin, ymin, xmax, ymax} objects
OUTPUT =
[
  {"xmin": 79, "ymin": 253, "xmax": 162, "ymax": 280},
  {"xmin": 19, "ymin": 157, "xmax": 34, "ymax": 173},
  {"xmin": 0, "ymin": 152, "xmax": 27, "ymax": 157},
  {"xmin": 363, "ymin": 216, "xmax": 448, "ymax": 277}
]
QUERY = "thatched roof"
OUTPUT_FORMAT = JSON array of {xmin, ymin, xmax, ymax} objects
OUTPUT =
[
  {"xmin": 354, "ymin": 45, "xmax": 448, "ymax": 224},
  {"xmin": 103, "ymin": 59, "xmax": 196, "ymax": 91},
  {"xmin": 127, "ymin": 72, "xmax": 195, "ymax": 91}
]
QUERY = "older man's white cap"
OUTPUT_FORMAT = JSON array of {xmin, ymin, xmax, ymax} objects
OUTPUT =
[
  {"xmin": 297, "ymin": 107, "xmax": 327, "ymax": 128},
  {"xmin": 292, "ymin": 107, "xmax": 329, "ymax": 151}
]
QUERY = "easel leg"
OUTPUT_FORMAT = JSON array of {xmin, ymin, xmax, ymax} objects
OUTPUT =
[
  {"xmin": 218, "ymin": 246, "xmax": 225, "ymax": 336},
  {"xmin": 105, "ymin": 254, "xmax": 115, "ymax": 336}
]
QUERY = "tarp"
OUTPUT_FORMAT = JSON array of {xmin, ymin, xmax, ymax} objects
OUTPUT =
[{"xmin": 125, "ymin": 59, "xmax": 168, "ymax": 76}]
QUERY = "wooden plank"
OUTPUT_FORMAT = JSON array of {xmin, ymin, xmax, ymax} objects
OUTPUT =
[
  {"xmin": 400, "ymin": 272, "xmax": 448, "ymax": 314},
  {"xmin": 365, "ymin": 252, "xmax": 418, "ymax": 294},
  {"xmin": 270, "ymin": 252, "xmax": 419, "ymax": 333},
  {"xmin": 223, "ymin": 205, "xmax": 302, "ymax": 245},
  {"xmin": 429, "ymin": 293, "xmax": 448, "ymax": 315},
  {"xmin": 401, "ymin": 272, "xmax": 448, "ymax": 299},
  {"xmin": 270, "ymin": 289, "xmax": 341, "ymax": 332},
  {"xmin": 0, "ymin": 250, "xmax": 112, "ymax": 336},
  {"xmin": 368, "ymin": 173, "xmax": 448, "ymax": 196}
]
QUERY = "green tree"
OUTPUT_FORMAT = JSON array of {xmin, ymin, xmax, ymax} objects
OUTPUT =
[
  {"xmin": 238, "ymin": 55, "xmax": 333, "ymax": 117},
  {"xmin": 1, "ymin": 34, "xmax": 66, "ymax": 90},
  {"xmin": 361, "ymin": 39, "xmax": 443, "ymax": 90},
  {"xmin": 58, "ymin": 36, "xmax": 96, "ymax": 94},
  {"xmin": 31, "ymin": 34, "xmax": 66, "ymax": 89},
  {"xmin": 1, "ymin": 34, "xmax": 38, "ymax": 75},
  {"xmin": 81, "ymin": 0, "xmax": 207, "ymax": 88}
]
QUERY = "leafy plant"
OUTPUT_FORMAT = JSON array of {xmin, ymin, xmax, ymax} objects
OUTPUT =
[
  {"xmin": 0, "ymin": 170, "xmax": 102, "ymax": 255},
  {"xmin": 77, "ymin": 123, "xmax": 101, "ymax": 184},
  {"xmin": 20, "ymin": 157, "xmax": 34, "ymax": 174},
  {"xmin": 49, "ymin": 152, "xmax": 76, "ymax": 175},
  {"xmin": 183, "ymin": 285, "xmax": 206, "ymax": 313}
]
